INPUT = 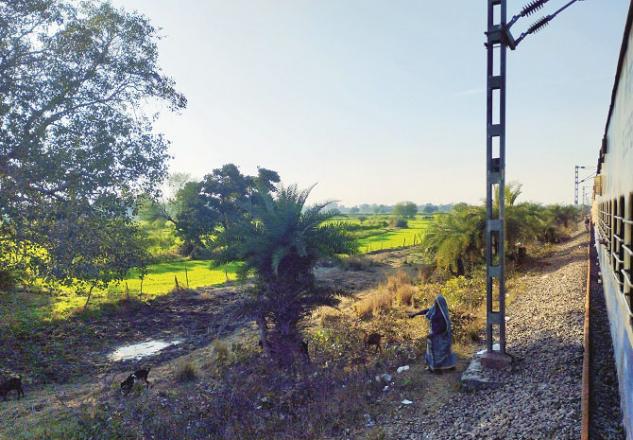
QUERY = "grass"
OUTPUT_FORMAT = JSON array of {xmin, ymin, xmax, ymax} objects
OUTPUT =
[
  {"xmin": 1, "ymin": 214, "xmax": 426, "ymax": 334},
  {"xmin": 354, "ymin": 271, "xmax": 415, "ymax": 319},
  {"xmin": 121, "ymin": 260, "xmax": 240, "ymax": 297},
  {"xmin": 0, "ymin": 260, "xmax": 241, "ymax": 333},
  {"xmin": 330, "ymin": 215, "xmax": 431, "ymax": 253}
]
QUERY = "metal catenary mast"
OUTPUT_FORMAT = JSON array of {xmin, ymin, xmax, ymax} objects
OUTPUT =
[{"xmin": 483, "ymin": 0, "xmax": 585, "ymax": 368}]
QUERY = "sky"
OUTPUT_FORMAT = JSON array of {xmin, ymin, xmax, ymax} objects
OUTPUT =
[{"xmin": 111, "ymin": 0, "xmax": 630, "ymax": 206}]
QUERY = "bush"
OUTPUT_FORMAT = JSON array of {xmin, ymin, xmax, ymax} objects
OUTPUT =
[
  {"xmin": 390, "ymin": 217, "xmax": 408, "ymax": 228},
  {"xmin": 354, "ymin": 287, "xmax": 393, "ymax": 319},
  {"xmin": 395, "ymin": 284, "xmax": 416, "ymax": 306},
  {"xmin": 211, "ymin": 339, "xmax": 232, "ymax": 374},
  {"xmin": 175, "ymin": 360, "xmax": 198, "ymax": 382},
  {"xmin": 0, "ymin": 269, "xmax": 17, "ymax": 291}
]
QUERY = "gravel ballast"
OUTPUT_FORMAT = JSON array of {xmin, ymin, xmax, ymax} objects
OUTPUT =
[{"xmin": 384, "ymin": 232, "xmax": 590, "ymax": 439}]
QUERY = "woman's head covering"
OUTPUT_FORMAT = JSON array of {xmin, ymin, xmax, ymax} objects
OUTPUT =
[{"xmin": 425, "ymin": 294, "xmax": 452, "ymax": 335}]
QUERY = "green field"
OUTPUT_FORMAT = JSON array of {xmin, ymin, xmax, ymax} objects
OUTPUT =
[
  {"xmin": 3, "ymin": 215, "xmax": 431, "ymax": 326},
  {"xmin": 111, "ymin": 215, "xmax": 431, "ymax": 297},
  {"xmin": 357, "ymin": 218, "xmax": 429, "ymax": 252},
  {"xmin": 328, "ymin": 215, "xmax": 431, "ymax": 253},
  {"xmin": 122, "ymin": 260, "xmax": 241, "ymax": 296}
]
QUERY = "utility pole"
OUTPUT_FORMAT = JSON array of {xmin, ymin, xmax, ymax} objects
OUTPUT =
[
  {"xmin": 483, "ymin": 0, "xmax": 585, "ymax": 369},
  {"xmin": 483, "ymin": 0, "xmax": 509, "ymax": 368},
  {"xmin": 575, "ymin": 164, "xmax": 586, "ymax": 205}
]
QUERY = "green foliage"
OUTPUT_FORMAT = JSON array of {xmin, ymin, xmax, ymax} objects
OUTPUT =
[
  {"xmin": 422, "ymin": 205, "xmax": 486, "ymax": 275},
  {"xmin": 390, "ymin": 217, "xmax": 409, "ymax": 228},
  {"xmin": 216, "ymin": 184, "xmax": 355, "ymax": 365},
  {"xmin": 545, "ymin": 204, "xmax": 580, "ymax": 229},
  {"xmin": 200, "ymin": 164, "xmax": 280, "ymax": 229},
  {"xmin": 0, "ymin": 269, "xmax": 16, "ymax": 291},
  {"xmin": 140, "ymin": 164, "xmax": 281, "ymax": 258},
  {"xmin": 0, "ymin": 0, "xmax": 185, "ymax": 287},
  {"xmin": 393, "ymin": 201, "xmax": 418, "ymax": 219},
  {"xmin": 423, "ymin": 182, "xmax": 582, "ymax": 275}
]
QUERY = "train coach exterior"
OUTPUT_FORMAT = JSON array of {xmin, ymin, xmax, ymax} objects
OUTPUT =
[{"xmin": 594, "ymin": 3, "xmax": 633, "ymax": 438}]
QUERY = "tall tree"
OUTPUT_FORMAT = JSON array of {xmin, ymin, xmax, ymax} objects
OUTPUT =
[
  {"xmin": 199, "ymin": 164, "xmax": 280, "ymax": 228},
  {"xmin": 393, "ymin": 201, "xmax": 418, "ymax": 219},
  {"xmin": 0, "ymin": 0, "xmax": 185, "ymax": 285}
]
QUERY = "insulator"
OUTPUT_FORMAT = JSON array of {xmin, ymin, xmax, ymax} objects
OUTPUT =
[
  {"xmin": 527, "ymin": 16, "xmax": 551, "ymax": 34},
  {"xmin": 521, "ymin": 0, "xmax": 550, "ymax": 17}
]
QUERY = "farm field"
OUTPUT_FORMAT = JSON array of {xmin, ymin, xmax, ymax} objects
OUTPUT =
[
  {"xmin": 118, "ymin": 215, "xmax": 432, "ymax": 296},
  {"xmin": 3, "ymin": 215, "xmax": 431, "ymax": 329},
  {"xmin": 1, "ymin": 261, "xmax": 242, "ymax": 331},
  {"xmin": 357, "ymin": 217, "xmax": 429, "ymax": 252},
  {"xmin": 118, "ymin": 260, "xmax": 241, "ymax": 298}
]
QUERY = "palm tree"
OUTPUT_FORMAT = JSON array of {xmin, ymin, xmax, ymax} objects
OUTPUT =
[
  {"xmin": 546, "ymin": 204, "xmax": 580, "ymax": 229},
  {"xmin": 421, "ymin": 204, "xmax": 486, "ymax": 275},
  {"xmin": 216, "ymin": 185, "xmax": 355, "ymax": 366}
]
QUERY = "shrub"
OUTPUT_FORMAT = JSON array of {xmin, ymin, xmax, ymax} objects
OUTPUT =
[
  {"xmin": 354, "ymin": 271, "xmax": 416, "ymax": 318},
  {"xmin": 211, "ymin": 339, "xmax": 231, "ymax": 374},
  {"xmin": 175, "ymin": 360, "xmax": 198, "ymax": 382},
  {"xmin": 354, "ymin": 287, "xmax": 394, "ymax": 319},
  {"xmin": 0, "ymin": 269, "xmax": 16, "ymax": 291},
  {"xmin": 390, "ymin": 217, "xmax": 408, "ymax": 228},
  {"xmin": 395, "ymin": 284, "xmax": 416, "ymax": 306},
  {"xmin": 385, "ymin": 270, "xmax": 412, "ymax": 294}
]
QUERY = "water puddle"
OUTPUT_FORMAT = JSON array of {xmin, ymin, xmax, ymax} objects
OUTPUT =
[{"xmin": 108, "ymin": 338, "xmax": 183, "ymax": 362}]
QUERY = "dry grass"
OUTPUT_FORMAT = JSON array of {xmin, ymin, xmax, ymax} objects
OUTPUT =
[
  {"xmin": 394, "ymin": 284, "xmax": 415, "ymax": 306},
  {"xmin": 174, "ymin": 360, "xmax": 198, "ymax": 383},
  {"xmin": 341, "ymin": 255, "xmax": 374, "ymax": 271},
  {"xmin": 354, "ymin": 271, "xmax": 417, "ymax": 318},
  {"xmin": 354, "ymin": 287, "xmax": 393, "ymax": 319}
]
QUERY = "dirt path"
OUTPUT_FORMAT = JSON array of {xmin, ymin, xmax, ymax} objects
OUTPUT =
[{"xmin": 378, "ymin": 231, "xmax": 589, "ymax": 439}]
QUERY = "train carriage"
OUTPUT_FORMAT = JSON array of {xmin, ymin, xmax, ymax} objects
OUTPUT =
[{"xmin": 593, "ymin": 2, "xmax": 633, "ymax": 437}]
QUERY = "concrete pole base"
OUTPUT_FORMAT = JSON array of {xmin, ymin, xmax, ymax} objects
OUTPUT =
[{"xmin": 480, "ymin": 350, "xmax": 513, "ymax": 369}]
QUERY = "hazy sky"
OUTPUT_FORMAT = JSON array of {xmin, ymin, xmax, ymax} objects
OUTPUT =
[{"xmin": 112, "ymin": 0, "xmax": 629, "ymax": 206}]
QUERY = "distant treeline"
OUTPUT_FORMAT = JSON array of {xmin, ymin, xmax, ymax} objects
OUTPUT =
[{"xmin": 330, "ymin": 203, "xmax": 454, "ymax": 215}]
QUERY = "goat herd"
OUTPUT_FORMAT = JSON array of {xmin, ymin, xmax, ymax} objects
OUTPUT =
[{"xmin": 0, "ymin": 367, "xmax": 152, "ymax": 403}]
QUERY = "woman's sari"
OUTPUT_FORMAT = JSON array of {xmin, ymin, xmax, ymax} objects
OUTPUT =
[{"xmin": 424, "ymin": 294, "xmax": 457, "ymax": 370}]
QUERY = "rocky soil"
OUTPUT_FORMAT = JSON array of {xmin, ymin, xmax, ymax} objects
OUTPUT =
[{"xmin": 380, "ymin": 232, "xmax": 589, "ymax": 439}]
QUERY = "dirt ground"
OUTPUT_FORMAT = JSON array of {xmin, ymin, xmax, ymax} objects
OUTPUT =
[
  {"xmin": 0, "ymin": 248, "xmax": 429, "ymax": 434},
  {"xmin": 0, "ymin": 239, "xmax": 572, "ymax": 439}
]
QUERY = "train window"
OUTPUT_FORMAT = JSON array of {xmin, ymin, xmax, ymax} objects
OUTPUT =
[
  {"xmin": 600, "ymin": 201, "xmax": 607, "ymax": 245},
  {"xmin": 626, "ymin": 194, "xmax": 633, "ymax": 314},
  {"xmin": 604, "ymin": 201, "xmax": 607, "ymax": 239},
  {"xmin": 607, "ymin": 200, "xmax": 613, "ymax": 253},
  {"xmin": 612, "ymin": 199, "xmax": 617, "ymax": 269},
  {"xmin": 615, "ymin": 196, "xmax": 625, "ymax": 287}
]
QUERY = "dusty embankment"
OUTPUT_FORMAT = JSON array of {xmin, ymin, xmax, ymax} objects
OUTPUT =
[
  {"xmin": 0, "ymin": 234, "xmax": 589, "ymax": 439},
  {"xmin": 378, "ymin": 231, "xmax": 589, "ymax": 439}
]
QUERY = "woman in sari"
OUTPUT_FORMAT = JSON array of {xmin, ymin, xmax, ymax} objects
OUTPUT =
[{"xmin": 409, "ymin": 294, "xmax": 456, "ymax": 372}]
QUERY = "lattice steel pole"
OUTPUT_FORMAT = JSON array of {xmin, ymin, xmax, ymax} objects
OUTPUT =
[
  {"xmin": 575, "ymin": 165, "xmax": 586, "ymax": 205},
  {"xmin": 482, "ymin": 0, "xmax": 512, "ymax": 368},
  {"xmin": 481, "ymin": 0, "xmax": 586, "ymax": 369}
]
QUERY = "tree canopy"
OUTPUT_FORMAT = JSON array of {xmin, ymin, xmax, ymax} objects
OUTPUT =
[
  {"xmin": 393, "ymin": 201, "xmax": 418, "ymax": 219},
  {"xmin": 0, "ymin": 0, "xmax": 185, "ymax": 287}
]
